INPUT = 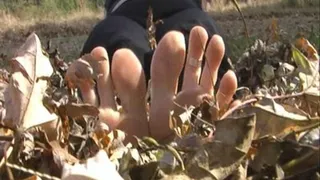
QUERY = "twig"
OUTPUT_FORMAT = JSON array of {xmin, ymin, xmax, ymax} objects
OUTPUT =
[
  {"xmin": 294, "ymin": 122, "xmax": 320, "ymax": 134},
  {"xmin": 139, "ymin": 147, "xmax": 160, "ymax": 154},
  {"xmin": 305, "ymin": 94, "xmax": 313, "ymax": 116},
  {"xmin": 284, "ymin": 139, "xmax": 319, "ymax": 152},
  {"xmin": 5, "ymin": 162, "xmax": 61, "ymax": 180},
  {"xmin": 5, "ymin": 151, "xmax": 14, "ymax": 180},
  {"xmin": 220, "ymin": 98, "xmax": 258, "ymax": 119},
  {"xmin": 0, "ymin": 139, "xmax": 14, "ymax": 169},
  {"xmin": 146, "ymin": 6, "xmax": 162, "ymax": 50},
  {"xmin": 236, "ymin": 86, "xmax": 252, "ymax": 95},
  {"xmin": 267, "ymin": 91, "xmax": 305, "ymax": 100},
  {"xmin": 172, "ymin": 100, "xmax": 214, "ymax": 128},
  {"xmin": 232, "ymin": 0, "xmax": 249, "ymax": 38}
]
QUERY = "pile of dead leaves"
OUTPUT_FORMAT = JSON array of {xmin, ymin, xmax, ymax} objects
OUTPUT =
[{"xmin": 0, "ymin": 27, "xmax": 319, "ymax": 180}]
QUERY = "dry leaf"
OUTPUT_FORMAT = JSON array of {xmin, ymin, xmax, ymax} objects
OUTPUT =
[
  {"xmin": 185, "ymin": 148, "xmax": 215, "ymax": 180},
  {"xmin": 249, "ymin": 137, "xmax": 282, "ymax": 172},
  {"xmin": 92, "ymin": 122, "xmax": 111, "ymax": 148},
  {"xmin": 304, "ymin": 87, "xmax": 320, "ymax": 114},
  {"xmin": 298, "ymin": 71, "xmax": 319, "ymax": 91},
  {"xmin": 118, "ymin": 148, "xmax": 140, "ymax": 179},
  {"xmin": 186, "ymin": 114, "xmax": 256, "ymax": 180},
  {"xmin": 162, "ymin": 173, "xmax": 191, "ymax": 180},
  {"xmin": 238, "ymin": 97, "xmax": 319, "ymax": 139},
  {"xmin": 299, "ymin": 127, "xmax": 320, "ymax": 146},
  {"xmin": 23, "ymin": 175, "xmax": 42, "ymax": 180},
  {"xmin": 3, "ymin": 33, "xmax": 58, "ymax": 130},
  {"xmin": 61, "ymin": 150, "xmax": 123, "ymax": 180},
  {"xmin": 281, "ymin": 144, "xmax": 319, "ymax": 177},
  {"xmin": 230, "ymin": 160, "xmax": 248, "ymax": 180},
  {"xmin": 159, "ymin": 150, "xmax": 179, "ymax": 174},
  {"xmin": 129, "ymin": 162, "xmax": 160, "ymax": 180},
  {"xmin": 260, "ymin": 64, "xmax": 275, "ymax": 82},
  {"xmin": 0, "ymin": 79, "xmax": 8, "ymax": 103},
  {"xmin": 65, "ymin": 56, "xmax": 97, "ymax": 89},
  {"xmin": 295, "ymin": 37, "xmax": 319, "ymax": 61},
  {"xmin": 267, "ymin": 17, "xmax": 280, "ymax": 42},
  {"xmin": 50, "ymin": 141, "xmax": 79, "ymax": 164},
  {"xmin": 65, "ymin": 103, "xmax": 99, "ymax": 118}
]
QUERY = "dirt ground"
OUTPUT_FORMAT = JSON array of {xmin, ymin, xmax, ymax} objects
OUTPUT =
[{"xmin": 0, "ymin": 4, "xmax": 319, "ymax": 65}]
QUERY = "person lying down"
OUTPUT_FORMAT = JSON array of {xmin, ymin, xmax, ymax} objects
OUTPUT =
[{"xmin": 65, "ymin": 0, "xmax": 239, "ymax": 142}]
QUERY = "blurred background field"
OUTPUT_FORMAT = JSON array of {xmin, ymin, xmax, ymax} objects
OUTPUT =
[{"xmin": 0, "ymin": 0, "xmax": 319, "ymax": 64}]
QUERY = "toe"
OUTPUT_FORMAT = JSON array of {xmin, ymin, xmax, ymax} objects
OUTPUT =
[
  {"xmin": 89, "ymin": 47, "xmax": 116, "ymax": 109},
  {"xmin": 216, "ymin": 70, "xmax": 238, "ymax": 109},
  {"xmin": 200, "ymin": 35, "xmax": 225, "ymax": 95},
  {"xmin": 150, "ymin": 30, "xmax": 186, "ymax": 140},
  {"xmin": 183, "ymin": 26, "xmax": 208, "ymax": 90},
  {"xmin": 111, "ymin": 48, "xmax": 148, "ymax": 137}
]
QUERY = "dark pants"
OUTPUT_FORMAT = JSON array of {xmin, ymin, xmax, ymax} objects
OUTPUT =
[{"xmin": 81, "ymin": 0, "xmax": 232, "ymax": 89}]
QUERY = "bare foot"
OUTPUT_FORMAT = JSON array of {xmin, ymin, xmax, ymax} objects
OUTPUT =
[
  {"xmin": 66, "ymin": 47, "xmax": 149, "ymax": 140},
  {"xmin": 66, "ymin": 27, "xmax": 238, "ymax": 143},
  {"xmin": 150, "ymin": 26, "xmax": 238, "ymax": 141}
]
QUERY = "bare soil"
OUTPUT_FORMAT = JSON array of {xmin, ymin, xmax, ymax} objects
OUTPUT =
[{"xmin": 0, "ymin": 4, "xmax": 319, "ymax": 64}]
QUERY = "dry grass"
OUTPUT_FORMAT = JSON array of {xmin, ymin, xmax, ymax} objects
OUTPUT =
[
  {"xmin": 0, "ymin": 6, "xmax": 104, "ymax": 63},
  {"xmin": 208, "ymin": 0, "xmax": 283, "ymax": 12},
  {"xmin": 208, "ymin": 0, "xmax": 319, "ymax": 11},
  {"xmin": 0, "ymin": 8, "xmax": 104, "ymax": 38},
  {"xmin": 208, "ymin": 0, "xmax": 319, "ymax": 17}
]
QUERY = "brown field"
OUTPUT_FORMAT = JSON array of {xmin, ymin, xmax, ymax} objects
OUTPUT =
[{"xmin": 0, "ymin": 0, "xmax": 319, "ymax": 65}]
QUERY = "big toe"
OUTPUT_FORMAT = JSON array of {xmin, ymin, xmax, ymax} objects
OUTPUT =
[{"xmin": 149, "ymin": 31, "xmax": 186, "ymax": 141}]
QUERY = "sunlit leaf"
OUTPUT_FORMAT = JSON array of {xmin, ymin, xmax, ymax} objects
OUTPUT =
[
  {"xmin": 65, "ymin": 57, "xmax": 96, "ymax": 89},
  {"xmin": 298, "ymin": 71, "xmax": 319, "ymax": 90},
  {"xmin": 3, "ymin": 33, "xmax": 58, "ymax": 130},
  {"xmin": 61, "ymin": 150, "xmax": 123, "ymax": 180},
  {"xmin": 299, "ymin": 127, "xmax": 320, "ymax": 146},
  {"xmin": 237, "ymin": 97, "xmax": 319, "ymax": 139},
  {"xmin": 291, "ymin": 46, "xmax": 312, "ymax": 74}
]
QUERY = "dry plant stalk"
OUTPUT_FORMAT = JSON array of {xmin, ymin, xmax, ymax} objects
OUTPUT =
[{"xmin": 146, "ymin": 6, "xmax": 163, "ymax": 50}]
